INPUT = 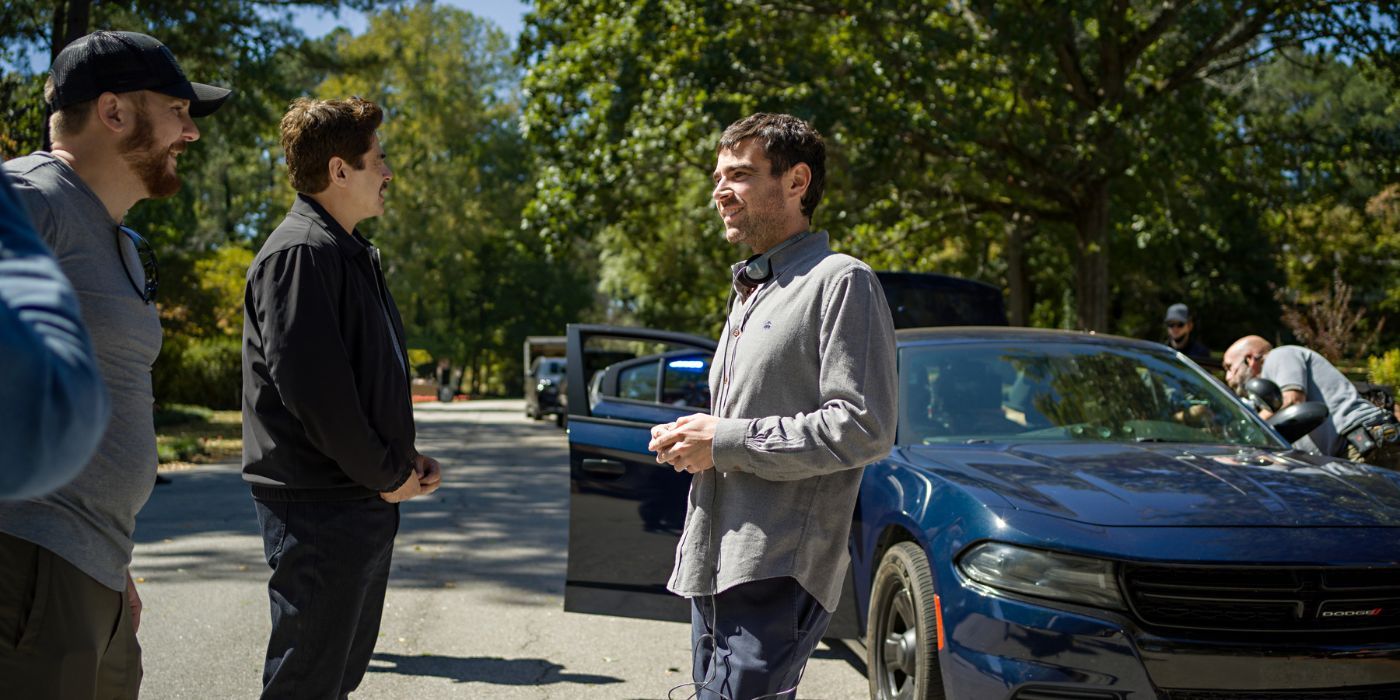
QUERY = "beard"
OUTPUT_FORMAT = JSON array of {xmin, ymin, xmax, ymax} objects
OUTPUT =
[
  {"xmin": 723, "ymin": 186, "xmax": 789, "ymax": 251},
  {"xmin": 120, "ymin": 106, "xmax": 183, "ymax": 199}
]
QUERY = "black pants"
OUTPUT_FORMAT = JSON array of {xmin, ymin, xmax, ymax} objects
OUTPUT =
[
  {"xmin": 255, "ymin": 497, "xmax": 398, "ymax": 700},
  {"xmin": 0, "ymin": 532, "xmax": 142, "ymax": 699},
  {"xmin": 690, "ymin": 576, "xmax": 833, "ymax": 700}
]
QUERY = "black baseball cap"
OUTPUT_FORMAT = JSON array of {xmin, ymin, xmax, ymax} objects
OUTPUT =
[{"xmin": 47, "ymin": 31, "xmax": 231, "ymax": 118}]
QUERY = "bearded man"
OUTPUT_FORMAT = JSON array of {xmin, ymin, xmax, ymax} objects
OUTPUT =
[
  {"xmin": 0, "ymin": 30, "xmax": 229, "ymax": 698},
  {"xmin": 649, "ymin": 113, "xmax": 898, "ymax": 699}
]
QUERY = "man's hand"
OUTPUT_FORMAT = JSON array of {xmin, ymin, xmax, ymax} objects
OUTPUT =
[
  {"xmin": 414, "ymin": 453, "xmax": 442, "ymax": 497},
  {"xmin": 381, "ymin": 468, "xmax": 424, "ymax": 503},
  {"xmin": 125, "ymin": 570, "xmax": 142, "ymax": 634},
  {"xmin": 648, "ymin": 413, "xmax": 719, "ymax": 474}
]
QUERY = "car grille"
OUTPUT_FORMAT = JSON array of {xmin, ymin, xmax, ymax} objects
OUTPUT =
[
  {"xmin": 1165, "ymin": 686, "xmax": 1400, "ymax": 700},
  {"xmin": 1011, "ymin": 687, "xmax": 1122, "ymax": 699},
  {"xmin": 1121, "ymin": 564, "xmax": 1400, "ymax": 634}
]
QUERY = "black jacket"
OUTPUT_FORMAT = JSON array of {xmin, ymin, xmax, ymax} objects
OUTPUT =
[
  {"xmin": 242, "ymin": 195, "xmax": 415, "ymax": 500},
  {"xmin": 1164, "ymin": 334, "xmax": 1211, "ymax": 362}
]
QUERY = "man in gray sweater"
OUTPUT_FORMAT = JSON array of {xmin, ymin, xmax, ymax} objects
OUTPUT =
[
  {"xmin": 0, "ymin": 174, "xmax": 109, "ymax": 499},
  {"xmin": 649, "ymin": 113, "xmax": 898, "ymax": 699},
  {"xmin": 1225, "ymin": 335, "xmax": 1400, "ymax": 466},
  {"xmin": 0, "ymin": 31, "xmax": 229, "ymax": 697}
]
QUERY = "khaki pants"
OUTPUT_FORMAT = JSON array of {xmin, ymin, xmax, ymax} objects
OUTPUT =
[{"xmin": 0, "ymin": 532, "xmax": 142, "ymax": 699}]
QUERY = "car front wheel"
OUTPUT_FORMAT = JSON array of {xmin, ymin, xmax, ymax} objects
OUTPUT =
[{"xmin": 868, "ymin": 541, "xmax": 945, "ymax": 700}]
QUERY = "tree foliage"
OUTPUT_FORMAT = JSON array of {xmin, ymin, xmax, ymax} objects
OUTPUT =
[
  {"xmin": 1, "ymin": 0, "xmax": 572, "ymax": 398},
  {"xmin": 520, "ymin": 0, "xmax": 1400, "ymax": 336},
  {"xmin": 318, "ymin": 1, "xmax": 590, "ymax": 394}
]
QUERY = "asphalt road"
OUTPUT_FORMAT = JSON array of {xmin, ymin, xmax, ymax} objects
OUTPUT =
[{"xmin": 133, "ymin": 399, "xmax": 870, "ymax": 699}]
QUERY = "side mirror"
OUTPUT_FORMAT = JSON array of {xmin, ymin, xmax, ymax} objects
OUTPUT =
[
  {"xmin": 1267, "ymin": 401, "xmax": 1329, "ymax": 444},
  {"xmin": 1245, "ymin": 377, "xmax": 1283, "ymax": 413}
]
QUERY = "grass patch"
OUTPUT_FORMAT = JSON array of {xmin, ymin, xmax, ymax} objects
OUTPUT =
[
  {"xmin": 155, "ymin": 407, "xmax": 242, "ymax": 467},
  {"xmin": 154, "ymin": 403, "xmax": 214, "ymax": 429}
]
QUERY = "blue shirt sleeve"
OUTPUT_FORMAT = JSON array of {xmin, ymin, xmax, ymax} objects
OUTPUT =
[{"xmin": 0, "ymin": 174, "xmax": 111, "ymax": 499}]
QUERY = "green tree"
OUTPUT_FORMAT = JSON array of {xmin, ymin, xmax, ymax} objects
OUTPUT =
[
  {"xmin": 1, "ymin": 1, "xmax": 384, "ymax": 406},
  {"xmin": 1238, "ymin": 50, "xmax": 1400, "ymax": 352},
  {"xmin": 320, "ymin": 2, "xmax": 590, "ymax": 394},
  {"xmin": 521, "ymin": 1, "xmax": 1400, "ymax": 333}
]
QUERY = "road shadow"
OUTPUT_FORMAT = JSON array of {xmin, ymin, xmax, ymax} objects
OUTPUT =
[
  {"xmin": 368, "ymin": 652, "xmax": 622, "ymax": 686},
  {"xmin": 134, "ymin": 464, "xmax": 259, "ymax": 544},
  {"xmin": 134, "ymin": 404, "xmax": 575, "ymax": 596},
  {"xmin": 814, "ymin": 639, "xmax": 867, "ymax": 678}
]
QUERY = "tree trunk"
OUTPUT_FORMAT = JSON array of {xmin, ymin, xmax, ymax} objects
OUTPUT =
[
  {"xmin": 1073, "ymin": 181, "xmax": 1110, "ymax": 331},
  {"xmin": 1004, "ymin": 215, "xmax": 1031, "ymax": 326},
  {"xmin": 472, "ymin": 299, "xmax": 485, "ymax": 396},
  {"xmin": 49, "ymin": 0, "xmax": 91, "ymax": 62}
]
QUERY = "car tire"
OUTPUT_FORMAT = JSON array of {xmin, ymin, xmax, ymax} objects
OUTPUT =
[{"xmin": 868, "ymin": 541, "xmax": 945, "ymax": 700}]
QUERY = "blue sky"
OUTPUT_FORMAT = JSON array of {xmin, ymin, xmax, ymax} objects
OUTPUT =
[{"xmin": 288, "ymin": 1, "xmax": 529, "ymax": 39}]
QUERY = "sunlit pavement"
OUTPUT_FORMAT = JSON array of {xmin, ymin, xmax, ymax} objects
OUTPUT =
[{"xmin": 132, "ymin": 399, "xmax": 869, "ymax": 699}]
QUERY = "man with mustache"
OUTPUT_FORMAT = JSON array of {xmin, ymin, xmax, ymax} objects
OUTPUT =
[
  {"xmin": 0, "ymin": 30, "xmax": 230, "ymax": 697},
  {"xmin": 242, "ymin": 96, "xmax": 441, "ymax": 699},
  {"xmin": 649, "ymin": 113, "xmax": 898, "ymax": 699}
]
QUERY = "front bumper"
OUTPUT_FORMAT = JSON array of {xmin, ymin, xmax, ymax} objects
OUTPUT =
[{"xmin": 942, "ymin": 585, "xmax": 1400, "ymax": 699}]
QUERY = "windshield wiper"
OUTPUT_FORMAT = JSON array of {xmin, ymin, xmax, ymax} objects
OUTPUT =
[{"xmin": 1134, "ymin": 437, "xmax": 1172, "ymax": 443}]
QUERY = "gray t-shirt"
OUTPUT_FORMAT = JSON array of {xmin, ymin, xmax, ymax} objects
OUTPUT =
[
  {"xmin": 1, "ymin": 153, "xmax": 162, "ymax": 591},
  {"xmin": 1260, "ymin": 345, "xmax": 1383, "ymax": 457}
]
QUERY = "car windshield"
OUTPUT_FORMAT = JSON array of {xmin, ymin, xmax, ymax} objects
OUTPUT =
[{"xmin": 899, "ymin": 341, "xmax": 1281, "ymax": 448}]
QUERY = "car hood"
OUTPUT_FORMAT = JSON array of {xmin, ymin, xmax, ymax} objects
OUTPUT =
[{"xmin": 901, "ymin": 442, "xmax": 1400, "ymax": 527}]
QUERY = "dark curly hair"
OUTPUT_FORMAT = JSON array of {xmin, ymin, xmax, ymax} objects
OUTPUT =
[
  {"xmin": 718, "ymin": 113, "xmax": 826, "ymax": 219},
  {"xmin": 280, "ymin": 96, "xmax": 383, "ymax": 194}
]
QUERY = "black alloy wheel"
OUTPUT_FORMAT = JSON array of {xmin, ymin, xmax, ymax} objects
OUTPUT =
[{"xmin": 868, "ymin": 542, "xmax": 945, "ymax": 700}]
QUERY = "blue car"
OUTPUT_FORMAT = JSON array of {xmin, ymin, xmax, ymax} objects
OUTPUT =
[{"xmin": 563, "ymin": 324, "xmax": 1400, "ymax": 699}]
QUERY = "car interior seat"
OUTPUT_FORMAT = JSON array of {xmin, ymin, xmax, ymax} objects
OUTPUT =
[{"xmin": 933, "ymin": 362, "xmax": 1023, "ymax": 437}]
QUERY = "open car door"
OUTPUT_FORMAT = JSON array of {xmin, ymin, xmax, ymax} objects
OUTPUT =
[{"xmin": 564, "ymin": 324, "xmax": 716, "ymax": 622}]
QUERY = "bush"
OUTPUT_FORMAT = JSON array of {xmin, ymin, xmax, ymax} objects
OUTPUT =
[
  {"xmin": 153, "ymin": 336, "xmax": 242, "ymax": 410},
  {"xmin": 154, "ymin": 403, "xmax": 214, "ymax": 428},
  {"xmin": 1368, "ymin": 349, "xmax": 1400, "ymax": 389},
  {"xmin": 157, "ymin": 435, "xmax": 206, "ymax": 463}
]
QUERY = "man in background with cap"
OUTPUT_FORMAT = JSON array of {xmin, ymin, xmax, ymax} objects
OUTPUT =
[
  {"xmin": 1163, "ymin": 302, "xmax": 1210, "ymax": 361},
  {"xmin": 0, "ymin": 30, "xmax": 229, "ymax": 697}
]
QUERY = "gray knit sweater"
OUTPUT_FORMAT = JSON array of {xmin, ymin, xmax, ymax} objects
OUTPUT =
[{"xmin": 666, "ymin": 231, "xmax": 898, "ymax": 611}]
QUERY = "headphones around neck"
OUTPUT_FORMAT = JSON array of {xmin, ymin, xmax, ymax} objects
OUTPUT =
[{"xmin": 735, "ymin": 231, "xmax": 812, "ymax": 289}]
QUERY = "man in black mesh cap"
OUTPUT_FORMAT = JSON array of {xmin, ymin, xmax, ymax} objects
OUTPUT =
[{"xmin": 0, "ymin": 30, "xmax": 229, "ymax": 698}]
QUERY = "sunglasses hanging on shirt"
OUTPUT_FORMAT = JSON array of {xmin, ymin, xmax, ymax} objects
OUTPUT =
[{"xmin": 116, "ymin": 225, "xmax": 159, "ymax": 304}]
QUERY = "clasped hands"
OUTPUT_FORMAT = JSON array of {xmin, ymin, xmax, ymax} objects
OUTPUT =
[
  {"xmin": 381, "ymin": 453, "xmax": 443, "ymax": 503},
  {"xmin": 649, "ymin": 413, "xmax": 719, "ymax": 474}
]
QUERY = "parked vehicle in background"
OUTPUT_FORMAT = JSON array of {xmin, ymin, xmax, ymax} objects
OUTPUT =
[
  {"xmin": 875, "ymin": 271, "xmax": 1008, "ymax": 328},
  {"xmin": 564, "ymin": 323, "xmax": 1400, "ymax": 699},
  {"xmin": 525, "ymin": 354, "xmax": 567, "ymax": 421}
]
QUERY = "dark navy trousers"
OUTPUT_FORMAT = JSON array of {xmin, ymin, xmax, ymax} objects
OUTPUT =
[
  {"xmin": 255, "ymin": 496, "xmax": 399, "ymax": 700},
  {"xmin": 689, "ymin": 576, "xmax": 833, "ymax": 700}
]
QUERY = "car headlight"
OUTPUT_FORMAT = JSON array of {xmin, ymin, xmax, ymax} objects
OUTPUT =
[{"xmin": 958, "ymin": 542, "xmax": 1125, "ymax": 610}]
